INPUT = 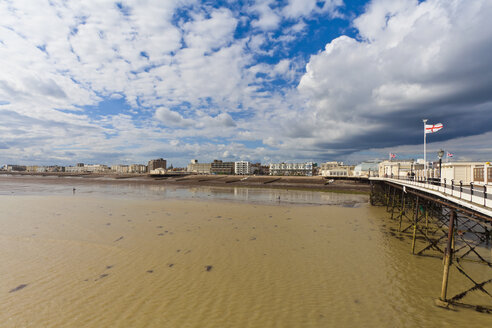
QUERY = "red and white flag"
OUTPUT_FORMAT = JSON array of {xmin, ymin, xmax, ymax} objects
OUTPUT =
[
  {"xmin": 389, "ymin": 153, "xmax": 396, "ymax": 159},
  {"xmin": 425, "ymin": 123, "xmax": 443, "ymax": 134},
  {"xmin": 447, "ymin": 152, "xmax": 453, "ymax": 158}
]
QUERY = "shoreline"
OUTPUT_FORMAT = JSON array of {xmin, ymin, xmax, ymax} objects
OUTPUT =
[{"xmin": 0, "ymin": 172, "xmax": 370, "ymax": 195}]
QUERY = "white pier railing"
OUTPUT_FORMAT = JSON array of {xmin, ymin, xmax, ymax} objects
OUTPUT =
[{"xmin": 371, "ymin": 177, "xmax": 492, "ymax": 215}]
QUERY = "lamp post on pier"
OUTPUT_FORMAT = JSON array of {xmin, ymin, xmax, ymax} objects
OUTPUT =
[
  {"xmin": 438, "ymin": 149, "xmax": 444, "ymax": 184},
  {"xmin": 423, "ymin": 119, "xmax": 428, "ymax": 181}
]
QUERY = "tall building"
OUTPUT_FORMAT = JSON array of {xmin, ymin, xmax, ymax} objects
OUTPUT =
[
  {"xmin": 235, "ymin": 161, "xmax": 251, "ymax": 175},
  {"xmin": 211, "ymin": 160, "xmax": 234, "ymax": 175},
  {"xmin": 148, "ymin": 158, "xmax": 166, "ymax": 172}
]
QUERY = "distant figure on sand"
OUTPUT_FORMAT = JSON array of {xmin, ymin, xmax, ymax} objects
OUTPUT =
[{"xmin": 73, "ymin": 188, "xmax": 76, "ymax": 194}]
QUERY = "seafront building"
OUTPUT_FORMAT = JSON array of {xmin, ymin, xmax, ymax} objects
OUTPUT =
[
  {"xmin": 129, "ymin": 164, "xmax": 147, "ymax": 173},
  {"xmin": 234, "ymin": 161, "xmax": 251, "ymax": 175},
  {"xmin": 319, "ymin": 162, "xmax": 354, "ymax": 177},
  {"xmin": 26, "ymin": 165, "xmax": 65, "ymax": 173},
  {"xmin": 211, "ymin": 160, "xmax": 235, "ymax": 174},
  {"xmin": 251, "ymin": 163, "xmax": 269, "ymax": 175},
  {"xmin": 65, "ymin": 164, "xmax": 110, "ymax": 173},
  {"xmin": 320, "ymin": 161, "xmax": 343, "ymax": 171},
  {"xmin": 378, "ymin": 160, "xmax": 422, "ymax": 179},
  {"xmin": 186, "ymin": 159, "xmax": 235, "ymax": 174},
  {"xmin": 85, "ymin": 164, "xmax": 110, "ymax": 173},
  {"xmin": 2, "ymin": 165, "xmax": 26, "ymax": 172},
  {"xmin": 6, "ymin": 156, "xmax": 489, "ymax": 184},
  {"xmin": 269, "ymin": 162, "xmax": 314, "ymax": 176},
  {"xmin": 111, "ymin": 164, "xmax": 129, "ymax": 174},
  {"xmin": 378, "ymin": 160, "xmax": 492, "ymax": 186},
  {"xmin": 439, "ymin": 162, "xmax": 491, "ymax": 185},
  {"xmin": 149, "ymin": 167, "xmax": 167, "ymax": 175},
  {"xmin": 353, "ymin": 161, "xmax": 380, "ymax": 177},
  {"xmin": 147, "ymin": 158, "xmax": 166, "ymax": 172},
  {"xmin": 187, "ymin": 159, "xmax": 212, "ymax": 174}
]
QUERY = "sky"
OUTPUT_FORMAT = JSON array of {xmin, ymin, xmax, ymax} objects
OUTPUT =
[{"xmin": 1, "ymin": 0, "xmax": 491, "ymax": 167}]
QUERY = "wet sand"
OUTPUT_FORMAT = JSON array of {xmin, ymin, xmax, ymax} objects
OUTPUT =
[
  {"xmin": 1, "ymin": 193, "xmax": 491, "ymax": 327},
  {"xmin": 0, "ymin": 174, "xmax": 368, "ymax": 206}
]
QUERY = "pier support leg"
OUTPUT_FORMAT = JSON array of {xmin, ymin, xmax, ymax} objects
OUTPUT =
[
  {"xmin": 411, "ymin": 197, "xmax": 419, "ymax": 255},
  {"xmin": 385, "ymin": 185, "xmax": 390, "ymax": 210},
  {"xmin": 370, "ymin": 182, "xmax": 374, "ymax": 206},
  {"xmin": 390, "ymin": 188, "xmax": 396, "ymax": 220},
  {"xmin": 398, "ymin": 190, "xmax": 406, "ymax": 231},
  {"xmin": 425, "ymin": 207, "xmax": 429, "ymax": 238},
  {"xmin": 440, "ymin": 210, "xmax": 456, "ymax": 302}
]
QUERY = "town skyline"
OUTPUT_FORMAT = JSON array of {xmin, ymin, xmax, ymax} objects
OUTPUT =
[{"xmin": 1, "ymin": 0, "xmax": 491, "ymax": 167}]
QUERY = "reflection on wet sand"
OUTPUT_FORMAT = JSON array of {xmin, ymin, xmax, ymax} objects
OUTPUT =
[{"xmin": 0, "ymin": 175, "xmax": 367, "ymax": 206}]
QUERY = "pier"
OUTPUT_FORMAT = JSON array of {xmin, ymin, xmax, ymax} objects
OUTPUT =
[{"xmin": 370, "ymin": 177, "xmax": 492, "ymax": 312}]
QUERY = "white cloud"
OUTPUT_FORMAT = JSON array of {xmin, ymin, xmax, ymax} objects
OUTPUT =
[
  {"xmin": 183, "ymin": 8, "xmax": 237, "ymax": 51},
  {"xmin": 155, "ymin": 107, "xmax": 194, "ymax": 127},
  {"xmin": 250, "ymin": 0, "xmax": 281, "ymax": 31},
  {"xmin": 197, "ymin": 112, "xmax": 237, "ymax": 128},
  {"xmin": 282, "ymin": 0, "xmax": 344, "ymax": 19}
]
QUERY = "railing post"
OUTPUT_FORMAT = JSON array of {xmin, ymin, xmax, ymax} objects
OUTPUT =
[
  {"xmin": 443, "ymin": 178, "xmax": 446, "ymax": 194},
  {"xmin": 459, "ymin": 180, "xmax": 462, "ymax": 199},
  {"xmin": 484, "ymin": 185, "xmax": 487, "ymax": 207},
  {"xmin": 470, "ymin": 182, "xmax": 474, "ymax": 202},
  {"xmin": 451, "ymin": 179, "xmax": 454, "ymax": 196}
]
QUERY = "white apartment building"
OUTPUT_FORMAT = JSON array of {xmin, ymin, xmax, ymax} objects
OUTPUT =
[
  {"xmin": 269, "ymin": 162, "xmax": 314, "ymax": 176},
  {"xmin": 235, "ymin": 161, "xmax": 251, "ymax": 175},
  {"xmin": 65, "ymin": 166, "xmax": 84, "ymax": 173},
  {"xmin": 111, "ymin": 165, "xmax": 129, "ymax": 174},
  {"xmin": 84, "ymin": 164, "xmax": 110, "ymax": 173},
  {"xmin": 128, "ymin": 164, "xmax": 147, "ymax": 173},
  {"xmin": 65, "ymin": 164, "xmax": 109, "ymax": 173}
]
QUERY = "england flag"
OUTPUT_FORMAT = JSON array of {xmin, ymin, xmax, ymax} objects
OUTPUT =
[{"xmin": 425, "ymin": 123, "xmax": 443, "ymax": 134}]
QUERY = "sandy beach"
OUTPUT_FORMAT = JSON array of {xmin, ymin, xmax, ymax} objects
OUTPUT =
[{"xmin": 1, "ymin": 181, "xmax": 491, "ymax": 327}]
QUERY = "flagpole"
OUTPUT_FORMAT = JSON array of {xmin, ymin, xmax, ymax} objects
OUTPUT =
[{"xmin": 423, "ymin": 119, "xmax": 427, "ymax": 180}]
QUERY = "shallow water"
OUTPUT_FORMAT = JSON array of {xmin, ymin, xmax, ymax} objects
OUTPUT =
[
  {"xmin": 0, "ymin": 175, "xmax": 367, "ymax": 206},
  {"xmin": 0, "ymin": 180, "xmax": 491, "ymax": 327}
]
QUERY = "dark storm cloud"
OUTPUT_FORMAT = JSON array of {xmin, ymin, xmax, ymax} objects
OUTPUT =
[{"xmin": 297, "ymin": 0, "xmax": 492, "ymax": 159}]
